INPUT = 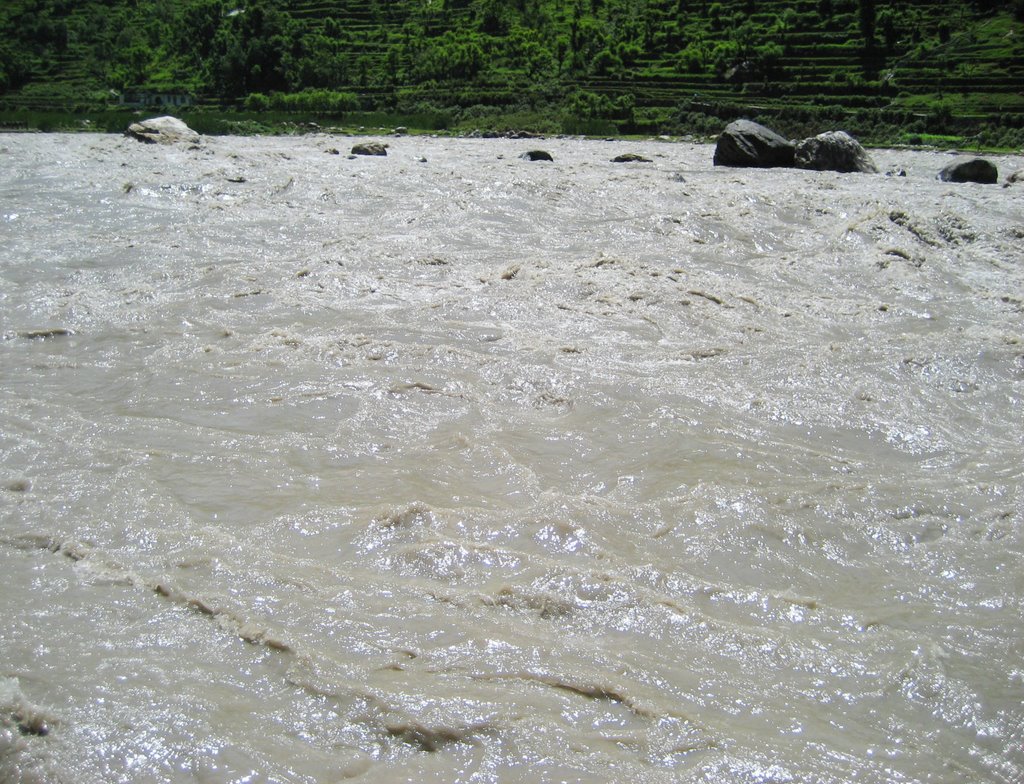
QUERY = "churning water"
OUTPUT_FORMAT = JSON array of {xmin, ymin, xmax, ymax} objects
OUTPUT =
[{"xmin": 1, "ymin": 132, "xmax": 1022, "ymax": 783}]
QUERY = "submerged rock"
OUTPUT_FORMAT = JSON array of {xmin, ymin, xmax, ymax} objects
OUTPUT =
[
  {"xmin": 938, "ymin": 158, "xmax": 998, "ymax": 184},
  {"xmin": 125, "ymin": 116, "xmax": 200, "ymax": 145},
  {"xmin": 351, "ymin": 142, "xmax": 388, "ymax": 156},
  {"xmin": 611, "ymin": 153, "xmax": 653, "ymax": 163},
  {"xmin": 519, "ymin": 150, "xmax": 553, "ymax": 162},
  {"xmin": 15, "ymin": 327, "xmax": 72, "ymax": 339},
  {"xmin": 713, "ymin": 119, "xmax": 794, "ymax": 168},
  {"xmin": 794, "ymin": 131, "xmax": 878, "ymax": 173},
  {"xmin": 1004, "ymin": 169, "xmax": 1024, "ymax": 187}
]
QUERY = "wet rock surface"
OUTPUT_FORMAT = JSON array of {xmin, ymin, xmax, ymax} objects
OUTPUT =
[
  {"xmin": 938, "ymin": 157, "xmax": 998, "ymax": 184},
  {"xmin": 519, "ymin": 149, "xmax": 554, "ymax": 161},
  {"xmin": 713, "ymin": 119, "xmax": 795, "ymax": 168},
  {"xmin": 794, "ymin": 130, "xmax": 878, "ymax": 173},
  {"xmin": 124, "ymin": 116, "xmax": 200, "ymax": 145},
  {"xmin": 351, "ymin": 141, "xmax": 388, "ymax": 156}
]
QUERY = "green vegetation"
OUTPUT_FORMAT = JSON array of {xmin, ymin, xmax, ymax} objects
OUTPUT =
[{"xmin": 1, "ymin": 0, "xmax": 1022, "ymax": 146}]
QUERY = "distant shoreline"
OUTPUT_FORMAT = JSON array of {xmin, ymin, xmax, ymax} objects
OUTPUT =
[{"xmin": 2, "ymin": 107, "xmax": 1023, "ymax": 155}]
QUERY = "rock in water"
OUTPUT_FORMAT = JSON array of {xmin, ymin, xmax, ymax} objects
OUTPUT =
[
  {"xmin": 794, "ymin": 131, "xmax": 878, "ymax": 173},
  {"xmin": 611, "ymin": 153, "xmax": 653, "ymax": 163},
  {"xmin": 125, "ymin": 116, "xmax": 200, "ymax": 145},
  {"xmin": 1003, "ymin": 168, "xmax": 1024, "ymax": 187},
  {"xmin": 519, "ymin": 150, "xmax": 553, "ymax": 162},
  {"xmin": 937, "ymin": 158, "xmax": 998, "ymax": 184},
  {"xmin": 351, "ymin": 142, "xmax": 388, "ymax": 156},
  {"xmin": 713, "ymin": 119, "xmax": 794, "ymax": 168}
]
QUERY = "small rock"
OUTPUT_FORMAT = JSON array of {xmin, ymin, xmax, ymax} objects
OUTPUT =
[
  {"xmin": 1004, "ymin": 168, "xmax": 1024, "ymax": 187},
  {"xmin": 938, "ymin": 158, "xmax": 998, "ymax": 184},
  {"xmin": 886, "ymin": 167, "xmax": 907, "ymax": 177},
  {"xmin": 713, "ymin": 119, "xmax": 794, "ymax": 168},
  {"xmin": 519, "ymin": 150, "xmax": 553, "ymax": 162},
  {"xmin": 883, "ymin": 247, "xmax": 912, "ymax": 260},
  {"xmin": 611, "ymin": 153, "xmax": 653, "ymax": 163},
  {"xmin": 125, "ymin": 116, "xmax": 200, "ymax": 145},
  {"xmin": 351, "ymin": 142, "xmax": 388, "ymax": 156},
  {"xmin": 326, "ymin": 148, "xmax": 340, "ymax": 155}
]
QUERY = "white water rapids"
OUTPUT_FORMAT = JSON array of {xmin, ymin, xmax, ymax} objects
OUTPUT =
[{"xmin": 1, "ymin": 131, "xmax": 1022, "ymax": 783}]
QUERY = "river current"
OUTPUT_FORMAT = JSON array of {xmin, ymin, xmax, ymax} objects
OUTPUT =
[{"xmin": 1, "ymin": 132, "xmax": 1022, "ymax": 783}]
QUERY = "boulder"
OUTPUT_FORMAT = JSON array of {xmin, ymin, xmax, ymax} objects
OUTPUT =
[
  {"xmin": 125, "ymin": 116, "xmax": 200, "ymax": 145},
  {"xmin": 794, "ymin": 131, "xmax": 878, "ymax": 173},
  {"xmin": 611, "ymin": 153, "xmax": 653, "ymax": 163},
  {"xmin": 937, "ymin": 158, "xmax": 998, "ymax": 184},
  {"xmin": 351, "ymin": 142, "xmax": 388, "ymax": 156},
  {"xmin": 713, "ymin": 119, "xmax": 794, "ymax": 168},
  {"xmin": 519, "ymin": 150, "xmax": 553, "ymax": 161},
  {"xmin": 1004, "ymin": 168, "xmax": 1024, "ymax": 187}
]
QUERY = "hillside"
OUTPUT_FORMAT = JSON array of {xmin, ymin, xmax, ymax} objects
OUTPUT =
[{"xmin": 1, "ymin": 0, "xmax": 1022, "ymax": 143}]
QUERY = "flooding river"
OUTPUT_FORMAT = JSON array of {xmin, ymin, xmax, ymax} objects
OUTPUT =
[{"xmin": 1, "ymin": 131, "xmax": 1022, "ymax": 783}]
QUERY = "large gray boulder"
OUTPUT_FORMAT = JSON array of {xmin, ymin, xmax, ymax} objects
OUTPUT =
[
  {"xmin": 938, "ymin": 158, "xmax": 998, "ymax": 184},
  {"xmin": 125, "ymin": 116, "xmax": 200, "ymax": 145},
  {"xmin": 713, "ymin": 119, "xmax": 795, "ymax": 168},
  {"xmin": 794, "ymin": 131, "xmax": 878, "ymax": 173}
]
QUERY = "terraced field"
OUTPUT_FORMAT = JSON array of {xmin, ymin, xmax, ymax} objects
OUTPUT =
[{"xmin": 1, "ymin": 0, "xmax": 1021, "ymax": 141}]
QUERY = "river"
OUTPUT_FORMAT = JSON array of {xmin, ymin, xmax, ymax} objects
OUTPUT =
[{"xmin": 1, "ymin": 131, "xmax": 1022, "ymax": 783}]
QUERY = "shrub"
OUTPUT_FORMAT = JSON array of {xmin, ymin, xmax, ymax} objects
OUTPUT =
[{"xmin": 244, "ymin": 92, "xmax": 271, "ymax": 111}]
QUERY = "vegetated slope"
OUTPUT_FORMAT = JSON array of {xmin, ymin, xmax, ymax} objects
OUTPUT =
[{"xmin": 1, "ymin": 0, "xmax": 1022, "ymax": 141}]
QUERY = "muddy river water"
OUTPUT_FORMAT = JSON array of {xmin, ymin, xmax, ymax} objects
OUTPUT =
[{"xmin": 1, "ymin": 132, "xmax": 1022, "ymax": 783}]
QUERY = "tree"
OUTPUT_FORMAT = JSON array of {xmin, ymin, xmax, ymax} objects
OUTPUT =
[
  {"xmin": 859, "ymin": 0, "xmax": 876, "ymax": 49},
  {"xmin": 478, "ymin": 0, "xmax": 510, "ymax": 35},
  {"xmin": 0, "ymin": 43, "xmax": 31, "ymax": 92},
  {"xmin": 877, "ymin": 8, "xmax": 898, "ymax": 52},
  {"xmin": 174, "ymin": 0, "xmax": 227, "ymax": 61},
  {"xmin": 211, "ymin": 2, "xmax": 296, "ymax": 97}
]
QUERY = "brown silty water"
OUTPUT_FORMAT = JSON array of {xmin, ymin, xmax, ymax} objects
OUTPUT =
[{"xmin": 1, "ymin": 132, "xmax": 1022, "ymax": 783}]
